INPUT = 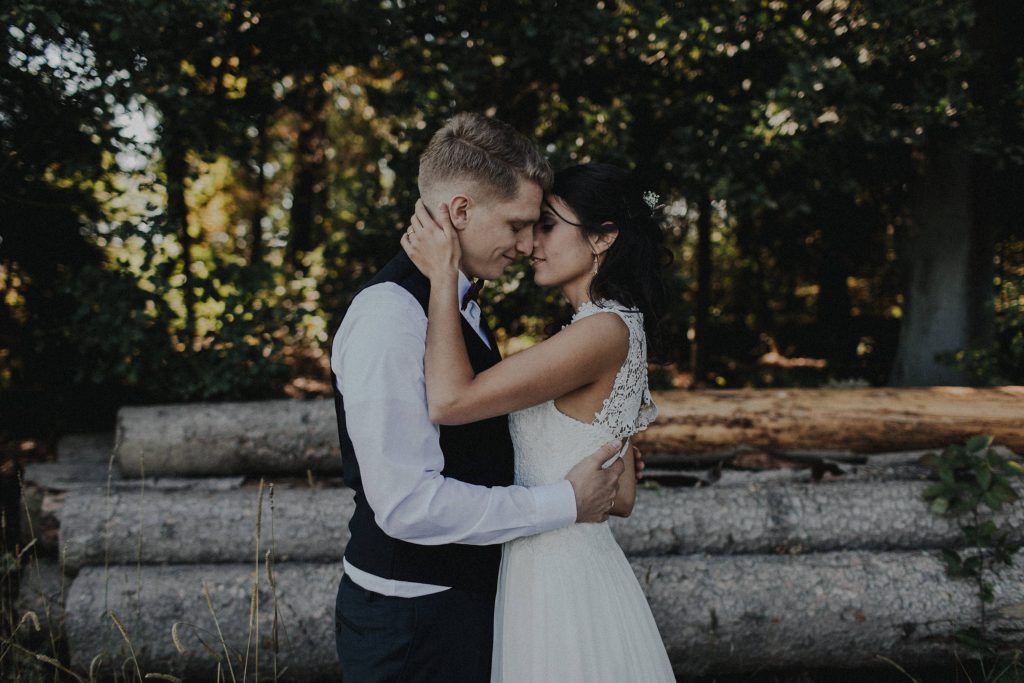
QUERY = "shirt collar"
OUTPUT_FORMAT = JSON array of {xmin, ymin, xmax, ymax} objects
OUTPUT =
[{"xmin": 457, "ymin": 271, "xmax": 473, "ymax": 304}]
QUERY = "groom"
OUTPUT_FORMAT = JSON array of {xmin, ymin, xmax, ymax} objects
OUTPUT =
[{"xmin": 330, "ymin": 112, "xmax": 627, "ymax": 681}]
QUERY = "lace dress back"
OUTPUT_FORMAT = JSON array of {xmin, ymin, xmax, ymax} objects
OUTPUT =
[
  {"xmin": 492, "ymin": 300, "xmax": 675, "ymax": 682},
  {"xmin": 510, "ymin": 300, "xmax": 658, "ymax": 488}
]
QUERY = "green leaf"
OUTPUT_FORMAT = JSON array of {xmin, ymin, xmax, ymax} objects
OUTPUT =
[
  {"xmin": 966, "ymin": 435, "xmax": 993, "ymax": 453},
  {"xmin": 930, "ymin": 496, "xmax": 949, "ymax": 515},
  {"xmin": 939, "ymin": 467, "xmax": 956, "ymax": 486},
  {"xmin": 977, "ymin": 465, "xmax": 992, "ymax": 491},
  {"xmin": 962, "ymin": 555, "xmax": 983, "ymax": 574},
  {"xmin": 993, "ymin": 484, "xmax": 1019, "ymax": 505},
  {"xmin": 941, "ymin": 548, "xmax": 964, "ymax": 575}
]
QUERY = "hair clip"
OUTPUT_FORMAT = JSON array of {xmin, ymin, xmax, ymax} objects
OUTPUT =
[{"xmin": 642, "ymin": 191, "xmax": 660, "ymax": 211}]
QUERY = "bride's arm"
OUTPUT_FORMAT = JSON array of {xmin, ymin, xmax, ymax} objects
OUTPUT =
[
  {"xmin": 426, "ymin": 296, "xmax": 627, "ymax": 425},
  {"xmin": 403, "ymin": 200, "xmax": 628, "ymax": 426}
]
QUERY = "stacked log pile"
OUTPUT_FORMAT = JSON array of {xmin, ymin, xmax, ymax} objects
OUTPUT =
[{"xmin": 19, "ymin": 388, "xmax": 1024, "ymax": 679}]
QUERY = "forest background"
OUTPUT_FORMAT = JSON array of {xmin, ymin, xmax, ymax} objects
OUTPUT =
[{"xmin": 2, "ymin": 0, "xmax": 1023, "ymax": 438}]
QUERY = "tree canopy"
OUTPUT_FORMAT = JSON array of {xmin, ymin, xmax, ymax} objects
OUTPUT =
[{"xmin": 2, "ymin": 0, "xmax": 1022, "ymax": 432}]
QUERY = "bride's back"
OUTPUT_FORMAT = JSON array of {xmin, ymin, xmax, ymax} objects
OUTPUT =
[{"xmin": 509, "ymin": 300, "xmax": 657, "ymax": 487}]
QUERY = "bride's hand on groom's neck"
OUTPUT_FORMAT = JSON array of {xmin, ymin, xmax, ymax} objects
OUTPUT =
[{"xmin": 402, "ymin": 199, "xmax": 461, "ymax": 281}]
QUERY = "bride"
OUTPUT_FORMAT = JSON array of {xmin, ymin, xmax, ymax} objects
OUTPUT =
[{"xmin": 403, "ymin": 162, "xmax": 676, "ymax": 682}]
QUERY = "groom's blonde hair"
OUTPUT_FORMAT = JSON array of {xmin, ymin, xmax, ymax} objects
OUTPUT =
[{"xmin": 418, "ymin": 112, "xmax": 553, "ymax": 201}]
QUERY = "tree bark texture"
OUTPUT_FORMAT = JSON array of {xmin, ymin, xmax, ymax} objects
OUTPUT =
[
  {"xmin": 163, "ymin": 133, "xmax": 195, "ymax": 339},
  {"xmin": 64, "ymin": 552, "xmax": 1024, "ymax": 679},
  {"xmin": 891, "ymin": 143, "xmax": 978, "ymax": 386},
  {"xmin": 690, "ymin": 188, "xmax": 713, "ymax": 385},
  {"xmin": 636, "ymin": 386, "xmax": 1024, "ymax": 455},
  {"xmin": 288, "ymin": 83, "xmax": 328, "ymax": 268},
  {"xmin": 114, "ymin": 388, "xmax": 1024, "ymax": 476},
  {"xmin": 116, "ymin": 399, "xmax": 340, "ymax": 476},
  {"xmin": 58, "ymin": 479, "xmax": 1024, "ymax": 570}
]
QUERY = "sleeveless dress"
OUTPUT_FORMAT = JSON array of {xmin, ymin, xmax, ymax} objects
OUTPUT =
[{"xmin": 491, "ymin": 300, "xmax": 676, "ymax": 682}]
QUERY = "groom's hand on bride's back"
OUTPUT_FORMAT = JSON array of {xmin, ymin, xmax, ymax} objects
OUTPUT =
[{"xmin": 566, "ymin": 441, "xmax": 626, "ymax": 523}]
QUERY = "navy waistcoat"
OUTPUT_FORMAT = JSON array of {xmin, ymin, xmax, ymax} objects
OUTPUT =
[{"xmin": 331, "ymin": 251, "xmax": 514, "ymax": 595}]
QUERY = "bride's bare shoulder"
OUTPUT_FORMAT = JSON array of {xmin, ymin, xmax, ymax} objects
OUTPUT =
[{"xmin": 555, "ymin": 310, "xmax": 629, "ymax": 362}]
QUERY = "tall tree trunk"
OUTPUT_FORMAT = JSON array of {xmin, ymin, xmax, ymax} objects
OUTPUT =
[
  {"xmin": 734, "ymin": 207, "xmax": 775, "ymax": 342},
  {"xmin": 289, "ymin": 84, "xmax": 328, "ymax": 269},
  {"xmin": 817, "ymin": 195, "xmax": 857, "ymax": 373},
  {"xmin": 890, "ymin": 0, "xmax": 1019, "ymax": 386},
  {"xmin": 164, "ymin": 134, "xmax": 194, "ymax": 341},
  {"xmin": 890, "ymin": 143, "xmax": 976, "ymax": 386},
  {"xmin": 249, "ymin": 117, "xmax": 268, "ymax": 264},
  {"xmin": 690, "ymin": 189, "xmax": 712, "ymax": 386}
]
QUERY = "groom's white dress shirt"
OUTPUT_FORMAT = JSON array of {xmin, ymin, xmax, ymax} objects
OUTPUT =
[{"xmin": 332, "ymin": 271, "xmax": 577, "ymax": 597}]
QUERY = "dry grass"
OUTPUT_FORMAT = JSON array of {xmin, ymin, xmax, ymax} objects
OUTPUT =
[{"xmin": 1, "ymin": 465, "xmax": 286, "ymax": 683}]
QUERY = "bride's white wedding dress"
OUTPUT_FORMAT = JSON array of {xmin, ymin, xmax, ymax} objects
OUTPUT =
[{"xmin": 492, "ymin": 301, "xmax": 676, "ymax": 682}]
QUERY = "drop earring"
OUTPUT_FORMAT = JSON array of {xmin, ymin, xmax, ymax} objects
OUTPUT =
[{"xmin": 591, "ymin": 252, "xmax": 600, "ymax": 275}]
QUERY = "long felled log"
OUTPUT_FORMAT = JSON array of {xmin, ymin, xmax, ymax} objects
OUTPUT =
[
  {"xmin": 65, "ymin": 552, "xmax": 1024, "ymax": 679},
  {"xmin": 116, "ymin": 399, "xmax": 340, "ymax": 477},
  {"xmin": 60, "ymin": 486, "xmax": 354, "ymax": 570},
  {"xmin": 634, "ymin": 386, "xmax": 1024, "ymax": 454},
  {"xmin": 58, "ymin": 479, "xmax": 1024, "ymax": 570},
  {"xmin": 66, "ymin": 563, "xmax": 342, "ymax": 681},
  {"xmin": 640, "ymin": 551, "xmax": 1024, "ymax": 675},
  {"xmin": 114, "ymin": 388, "xmax": 1024, "ymax": 477}
]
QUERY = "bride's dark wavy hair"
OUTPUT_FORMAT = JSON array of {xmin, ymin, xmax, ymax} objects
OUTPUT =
[{"xmin": 549, "ymin": 163, "xmax": 673, "ymax": 362}]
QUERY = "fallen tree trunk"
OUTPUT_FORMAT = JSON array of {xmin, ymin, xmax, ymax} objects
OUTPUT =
[
  {"xmin": 640, "ymin": 550, "xmax": 1024, "ymax": 675},
  {"xmin": 114, "ymin": 388, "xmax": 1024, "ymax": 477},
  {"xmin": 66, "ymin": 563, "xmax": 342, "ymax": 681},
  {"xmin": 60, "ymin": 487, "xmax": 354, "ymax": 570},
  {"xmin": 58, "ymin": 480, "xmax": 1024, "ymax": 570},
  {"xmin": 64, "ymin": 551, "xmax": 1024, "ymax": 679},
  {"xmin": 634, "ymin": 386, "xmax": 1024, "ymax": 454},
  {"xmin": 116, "ymin": 399, "xmax": 340, "ymax": 477}
]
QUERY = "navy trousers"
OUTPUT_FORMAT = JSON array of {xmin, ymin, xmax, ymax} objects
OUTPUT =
[{"xmin": 335, "ymin": 573, "xmax": 494, "ymax": 682}]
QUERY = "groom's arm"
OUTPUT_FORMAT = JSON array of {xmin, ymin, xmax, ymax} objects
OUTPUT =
[{"xmin": 333, "ymin": 283, "xmax": 578, "ymax": 545}]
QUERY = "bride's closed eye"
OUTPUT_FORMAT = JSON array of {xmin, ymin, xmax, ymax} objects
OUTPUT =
[{"xmin": 537, "ymin": 221, "xmax": 555, "ymax": 234}]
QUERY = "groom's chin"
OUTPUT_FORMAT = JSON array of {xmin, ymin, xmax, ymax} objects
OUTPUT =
[{"xmin": 487, "ymin": 259, "xmax": 517, "ymax": 280}]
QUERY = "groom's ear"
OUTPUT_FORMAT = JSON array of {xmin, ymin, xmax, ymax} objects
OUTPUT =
[{"xmin": 448, "ymin": 195, "xmax": 471, "ymax": 231}]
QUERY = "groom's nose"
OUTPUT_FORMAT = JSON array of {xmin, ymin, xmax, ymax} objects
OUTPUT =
[{"xmin": 515, "ymin": 228, "xmax": 534, "ymax": 256}]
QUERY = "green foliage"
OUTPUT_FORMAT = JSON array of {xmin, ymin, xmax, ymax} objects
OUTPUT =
[
  {"xmin": 3, "ymin": 0, "xmax": 1024, "ymax": 423},
  {"xmin": 941, "ymin": 274, "xmax": 1024, "ymax": 385},
  {"xmin": 922, "ymin": 435, "xmax": 1024, "ymax": 662},
  {"xmin": 51, "ymin": 250, "xmax": 303, "ymax": 403},
  {"xmin": 922, "ymin": 435, "xmax": 1022, "ymax": 519}
]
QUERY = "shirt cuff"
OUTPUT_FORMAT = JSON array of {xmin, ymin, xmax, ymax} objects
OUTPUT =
[{"xmin": 531, "ymin": 479, "xmax": 577, "ymax": 532}]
